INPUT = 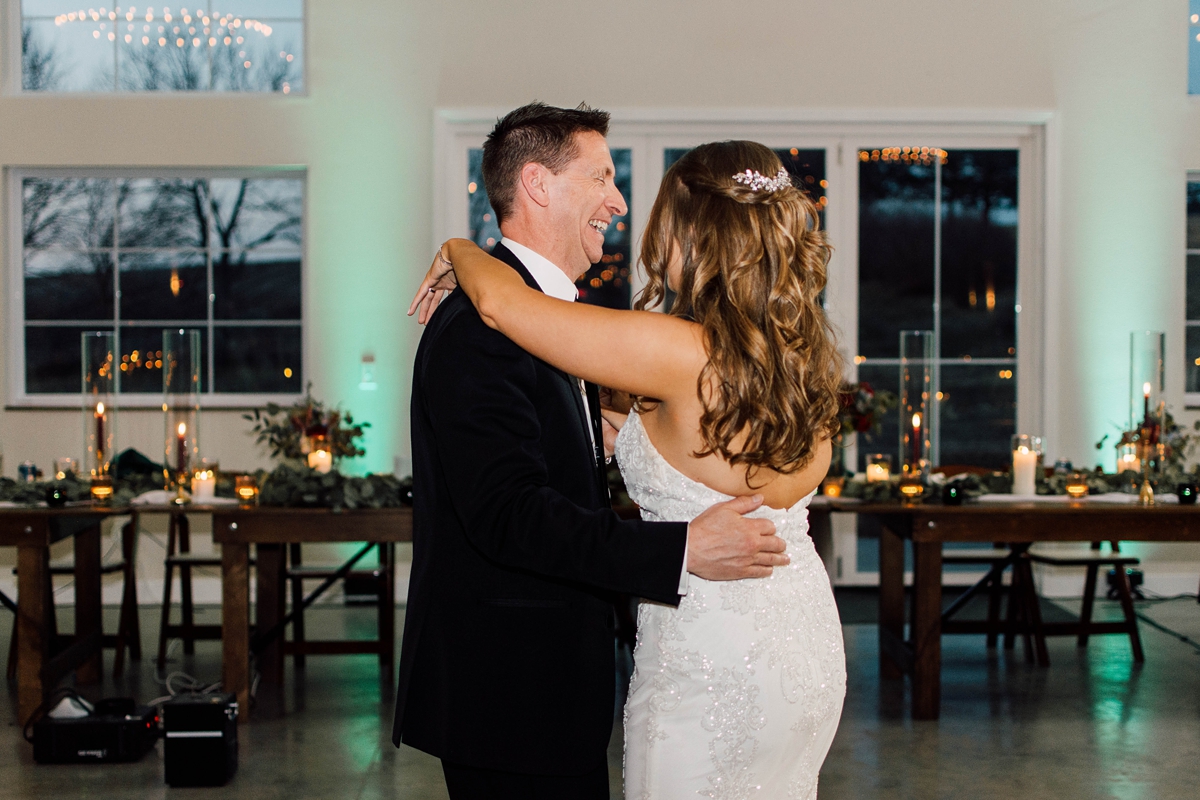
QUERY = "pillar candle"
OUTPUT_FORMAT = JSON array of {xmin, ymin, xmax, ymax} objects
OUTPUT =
[
  {"xmin": 307, "ymin": 450, "xmax": 332, "ymax": 474},
  {"xmin": 191, "ymin": 470, "xmax": 216, "ymax": 502},
  {"xmin": 1012, "ymin": 446, "xmax": 1037, "ymax": 496}
]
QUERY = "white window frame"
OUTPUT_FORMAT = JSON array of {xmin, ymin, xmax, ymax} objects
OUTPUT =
[
  {"xmin": 435, "ymin": 108, "xmax": 1055, "ymax": 586},
  {"xmin": 5, "ymin": 165, "xmax": 307, "ymax": 409},
  {"xmin": 1187, "ymin": 171, "xmax": 1200, "ymax": 408},
  {"xmin": 3, "ymin": 0, "xmax": 309, "ymax": 96}
]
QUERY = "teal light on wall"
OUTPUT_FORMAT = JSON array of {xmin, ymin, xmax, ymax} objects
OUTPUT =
[{"xmin": 1050, "ymin": 0, "xmax": 1185, "ymax": 467}]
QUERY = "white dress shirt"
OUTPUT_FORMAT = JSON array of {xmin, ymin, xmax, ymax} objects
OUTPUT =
[{"xmin": 500, "ymin": 237, "xmax": 690, "ymax": 595}]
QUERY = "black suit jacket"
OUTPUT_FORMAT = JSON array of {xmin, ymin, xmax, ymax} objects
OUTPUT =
[{"xmin": 392, "ymin": 243, "xmax": 688, "ymax": 775}]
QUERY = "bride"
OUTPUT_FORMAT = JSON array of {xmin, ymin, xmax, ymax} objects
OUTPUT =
[{"xmin": 413, "ymin": 141, "xmax": 846, "ymax": 799}]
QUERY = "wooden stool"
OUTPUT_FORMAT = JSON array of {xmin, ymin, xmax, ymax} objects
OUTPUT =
[
  {"xmin": 284, "ymin": 542, "xmax": 396, "ymax": 670},
  {"xmin": 940, "ymin": 544, "xmax": 1049, "ymax": 666},
  {"xmin": 1027, "ymin": 542, "xmax": 1144, "ymax": 662},
  {"xmin": 7, "ymin": 518, "xmax": 141, "ymax": 679},
  {"xmin": 156, "ymin": 510, "xmax": 224, "ymax": 667}
]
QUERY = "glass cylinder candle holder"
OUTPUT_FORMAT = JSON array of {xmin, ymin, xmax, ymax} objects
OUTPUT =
[
  {"xmin": 82, "ymin": 331, "xmax": 116, "ymax": 479},
  {"xmin": 1065, "ymin": 472, "xmax": 1089, "ymax": 499},
  {"xmin": 54, "ymin": 457, "xmax": 79, "ymax": 481},
  {"xmin": 235, "ymin": 475, "xmax": 259, "ymax": 508},
  {"xmin": 1130, "ymin": 331, "xmax": 1165, "ymax": 440},
  {"xmin": 163, "ymin": 329, "xmax": 202, "ymax": 495},
  {"xmin": 1011, "ymin": 434, "xmax": 1043, "ymax": 496},
  {"xmin": 898, "ymin": 331, "xmax": 934, "ymax": 485},
  {"xmin": 865, "ymin": 453, "xmax": 892, "ymax": 483}
]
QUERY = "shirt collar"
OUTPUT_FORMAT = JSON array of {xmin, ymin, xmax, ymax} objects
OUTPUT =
[{"xmin": 500, "ymin": 237, "xmax": 579, "ymax": 302}]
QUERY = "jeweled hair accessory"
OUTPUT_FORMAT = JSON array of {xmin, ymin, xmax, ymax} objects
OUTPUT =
[{"xmin": 732, "ymin": 168, "xmax": 791, "ymax": 193}]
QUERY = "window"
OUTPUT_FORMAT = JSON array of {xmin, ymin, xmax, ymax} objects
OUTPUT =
[
  {"xmin": 467, "ymin": 147, "xmax": 634, "ymax": 310},
  {"xmin": 19, "ymin": 1, "xmax": 303, "ymax": 93},
  {"xmin": 1191, "ymin": 1, "xmax": 1200, "ymax": 95},
  {"xmin": 1186, "ymin": 178, "xmax": 1200, "ymax": 397},
  {"xmin": 855, "ymin": 148, "xmax": 1020, "ymax": 469},
  {"xmin": 665, "ymin": 147, "xmax": 828, "ymax": 226},
  {"xmin": 438, "ymin": 112, "xmax": 1045, "ymax": 586},
  {"xmin": 14, "ymin": 170, "xmax": 304, "ymax": 404}
]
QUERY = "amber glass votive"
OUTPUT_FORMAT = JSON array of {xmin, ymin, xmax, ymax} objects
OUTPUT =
[
  {"xmin": 899, "ymin": 478, "xmax": 924, "ymax": 503},
  {"xmin": 235, "ymin": 475, "xmax": 259, "ymax": 508},
  {"xmin": 90, "ymin": 475, "xmax": 113, "ymax": 506},
  {"xmin": 1065, "ymin": 472, "xmax": 1089, "ymax": 499},
  {"xmin": 822, "ymin": 476, "xmax": 845, "ymax": 498}
]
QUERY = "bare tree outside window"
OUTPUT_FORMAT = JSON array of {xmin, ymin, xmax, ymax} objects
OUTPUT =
[
  {"xmin": 21, "ymin": 174, "xmax": 303, "ymax": 397},
  {"xmin": 20, "ymin": 2, "xmax": 303, "ymax": 93}
]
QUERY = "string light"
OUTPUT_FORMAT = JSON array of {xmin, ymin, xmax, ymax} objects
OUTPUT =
[
  {"xmin": 53, "ymin": 6, "xmax": 290, "ymax": 61},
  {"xmin": 858, "ymin": 147, "xmax": 949, "ymax": 165}
]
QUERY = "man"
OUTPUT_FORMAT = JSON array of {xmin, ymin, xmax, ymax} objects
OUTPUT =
[{"xmin": 393, "ymin": 102, "xmax": 788, "ymax": 800}]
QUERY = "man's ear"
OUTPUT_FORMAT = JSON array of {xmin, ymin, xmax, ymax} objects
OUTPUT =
[{"xmin": 518, "ymin": 162, "xmax": 551, "ymax": 209}]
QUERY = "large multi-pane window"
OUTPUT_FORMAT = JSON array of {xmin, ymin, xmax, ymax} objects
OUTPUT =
[
  {"xmin": 467, "ymin": 148, "xmax": 634, "ymax": 309},
  {"xmin": 442, "ymin": 120, "xmax": 1040, "ymax": 586},
  {"xmin": 665, "ymin": 147, "xmax": 827, "ymax": 225},
  {"xmin": 17, "ymin": 171, "xmax": 304, "ymax": 400},
  {"xmin": 855, "ymin": 148, "xmax": 1019, "ymax": 469},
  {"xmin": 20, "ymin": 1, "xmax": 303, "ymax": 93},
  {"xmin": 1186, "ymin": 179, "xmax": 1200, "ymax": 395}
]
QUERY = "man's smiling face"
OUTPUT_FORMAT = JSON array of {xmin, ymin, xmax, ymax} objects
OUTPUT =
[{"xmin": 543, "ymin": 131, "xmax": 628, "ymax": 281}]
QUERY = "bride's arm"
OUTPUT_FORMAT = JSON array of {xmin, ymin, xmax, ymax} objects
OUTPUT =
[{"xmin": 440, "ymin": 238, "xmax": 706, "ymax": 401}]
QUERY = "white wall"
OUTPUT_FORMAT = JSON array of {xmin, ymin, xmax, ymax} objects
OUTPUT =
[{"xmin": 2, "ymin": 0, "xmax": 1199, "ymax": 592}]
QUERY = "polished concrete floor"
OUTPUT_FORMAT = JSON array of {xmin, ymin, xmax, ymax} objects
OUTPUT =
[{"xmin": 0, "ymin": 593, "xmax": 1198, "ymax": 799}]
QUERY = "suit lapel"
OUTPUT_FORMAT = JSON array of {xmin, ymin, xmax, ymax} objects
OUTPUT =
[{"xmin": 490, "ymin": 243, "xmax": 604, "ymax": 496}]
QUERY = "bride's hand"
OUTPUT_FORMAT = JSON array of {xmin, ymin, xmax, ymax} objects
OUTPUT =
[{"xmin": 408, "ymin": 241, "xmax": 463, "ymax": 325}]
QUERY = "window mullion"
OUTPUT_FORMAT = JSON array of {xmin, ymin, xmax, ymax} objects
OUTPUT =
[
  {"xmin": 112, "ymin": 182, "xmax": 122, "ymax": 395},
  {"xmin": 931, "ymin": 156, "xmax": 943, "ymax": 465}
]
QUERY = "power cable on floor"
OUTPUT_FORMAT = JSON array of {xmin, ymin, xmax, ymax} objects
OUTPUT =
[{"xmin": 1134, "ymin": 611, "xmax": 1200, "ymax": 655}]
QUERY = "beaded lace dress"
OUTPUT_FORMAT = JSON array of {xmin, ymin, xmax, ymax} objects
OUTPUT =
[{"xmin": 618, "ymin": 412, "xmax": 846, "ymax": 800}]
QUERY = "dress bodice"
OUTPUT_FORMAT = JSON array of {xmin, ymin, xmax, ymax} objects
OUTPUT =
[
  {"xmin": 616, "ymin": 412, "xmax": 844, "ymax": 800},
  {"xmin": 613, "ymin": 411, "xmax": 816, "ymax": 546}
]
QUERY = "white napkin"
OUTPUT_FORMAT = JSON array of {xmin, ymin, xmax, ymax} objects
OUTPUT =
[
  {"xmin": 974, "ymin": 493, "xmax": 1070, "ymax": 503},
  {"xmin": 131, "ymin": 490, "xmax": 240, "ymax": 506},
  {"xmin": 975, "ymin": 491, "xmax": 1167, "ymax": 505},
  {"xmin": 131, "ymin": 490, "xmax": 179, "ymax": 506}
]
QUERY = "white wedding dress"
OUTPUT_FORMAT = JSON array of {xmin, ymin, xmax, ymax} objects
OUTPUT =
[{"xmin": 617, "ymin": 412, "xmax": 846, "ymax": 800}]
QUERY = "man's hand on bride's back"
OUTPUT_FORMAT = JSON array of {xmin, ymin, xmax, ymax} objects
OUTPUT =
[{"xmin": 686, "ymin": 495, "xmax": 787, "ymax": 581}]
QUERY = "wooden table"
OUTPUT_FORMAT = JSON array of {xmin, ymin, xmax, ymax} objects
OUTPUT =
[
  {"xmin": 811, "ymin": 497, "xmax": 1200, "ymax": 721},
  {"xmin": 212, "ymin": 506, "xmax": 413, "ymax": 719},
  {"xmin": 0, "ymin": 506, "xmax": 123, "ymax": 725}
]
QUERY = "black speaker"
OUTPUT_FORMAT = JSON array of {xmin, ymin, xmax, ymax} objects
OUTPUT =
[
  {"xmin": 162, "ymin": 693, "xmax": 238, "ymax": 787},
  {"xmin": 31, "ymin": 700, "xmax": 157, "ymax": 764}
]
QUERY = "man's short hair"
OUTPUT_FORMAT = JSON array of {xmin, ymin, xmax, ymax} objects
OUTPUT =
[{"xmin": 481, "ymin": 102, "xmax": 611, "ymax": 225}]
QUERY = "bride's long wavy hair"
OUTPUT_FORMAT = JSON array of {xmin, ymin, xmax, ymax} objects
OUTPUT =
[{"xmin": 635, "ymin": 141, "xmax": 842, "ymax": 476}]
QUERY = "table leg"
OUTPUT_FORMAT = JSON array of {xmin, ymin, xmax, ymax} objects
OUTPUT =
[
  {"xmin": 73, "ymin": 522, "xmax": 102, "ymax": 685},
  {"xmin": 878, "ymin": 521, "xmax": 905, "ymax": 680},
  {"xmin": 16, "ymin": 544, "xmax": 49, "ymax": 727},
  {"xmin": 255, "ymin": 543, "xmax": 286, "ymax": 688},
  {"xmin": 379, "ymin": 543, "xmax": 395, "ymax": 671},
  {"xmin": 221, "ymin": 542, "xmax": 250, "ymax": 723},
  {"xmin": 911, "ymin": 539, "xmax": 943, "ymax": 720}
]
